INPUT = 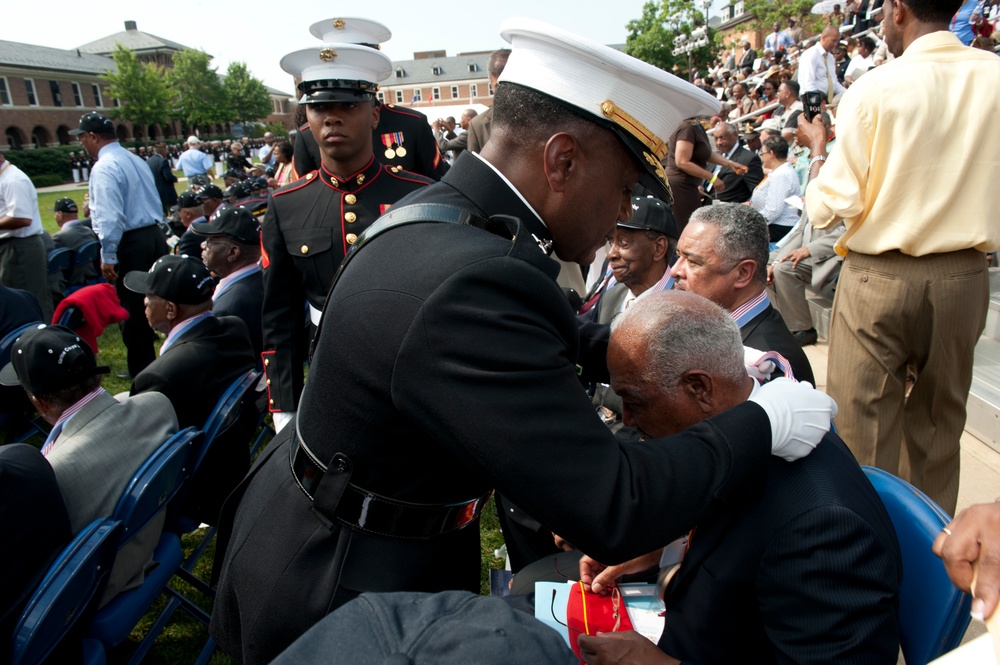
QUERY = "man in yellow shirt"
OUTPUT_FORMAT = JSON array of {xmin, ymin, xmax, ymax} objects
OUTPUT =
[{"xmin": 805, "ymin": 0, "xmax": 1000, "ymax": 514}]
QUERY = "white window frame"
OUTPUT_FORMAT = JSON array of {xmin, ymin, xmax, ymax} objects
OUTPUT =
[
  {"xmin": 432, "ymin": 87, "xmax": 440, "ymax": 100},
  {"xmin": 412, "ymin": 88, "xmax": 422, "ymax": 102},
  {"xmin": 376, "ymin": 90, "xmax": 384, "ymax": 102},
  {"xmin": 24, "ymin": 78, "xmax": 38, "ymax": 106},
  {"xmin": 450, "ymin": 85, "xmax": 459, "ymax": 99},
  {"xmin": 395, "ymin": 90, "xmax": 404, "ymax": 103},
  {"xmin": 71, "ymin": 81, "xmax": 83, "ymax": 107},
  {"xmin": 470, "ymin": 83, "xmax": 478, "ymax": 98},
  {"xmin": 91, "ymin": 83, "xmax": 103, "ymax": 107},
  {"xmin": 0, "ymin": 77, "xmax": 11, "ymax": 106}
]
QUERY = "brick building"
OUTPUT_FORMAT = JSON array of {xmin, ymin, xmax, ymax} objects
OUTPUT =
[
  {"xmin": 375, "ymin": 50, "xmax": 495, "ymax": 110},
  {"xmin": 0, "ymin": 21, "xmax": 293, "ymax": 151}
]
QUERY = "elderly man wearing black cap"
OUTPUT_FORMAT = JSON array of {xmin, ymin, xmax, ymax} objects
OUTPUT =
[
  {"xmin": 125, "ymin": 255, "xmax": 254, "ymax": 523},
  {"xmin": 0, "ymin": 323, "xmax": 177, "ymax": 603},
  {"xmin": 72, "ymin": 112, "xmax": 169, "ymax": 378},
  {"xmin": 193, "ymin": 206, "xmax": 263, "ymax": 357},
  {"xmin": 197, "ymin": 184, "xmax": 226, "ymax": 220},
  {"xmin": 173, "ymin": 190, "xmax": 207, "ymax": 258},
  {"xmin": 293, "ymin": 18, "xmax": 448, "ymax": 181},
  {"xmin": 211, "ymin": 18, "xmax": 837, "ymax": 665},
  {"xmin": 52, "ymin": 197, "xmax": 99, "ymax": 292},
  {"xmin": 260, "ymin": 40, "xmax": 432, "ymax": 432}
]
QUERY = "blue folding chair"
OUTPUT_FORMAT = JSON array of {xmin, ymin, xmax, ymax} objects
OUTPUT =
[
  {"xmin": 0, "ymin": 322, "xmax": 45, "ymax": 438},
  {"xmin": 47, "ymin": 247, "xmax": 74, "ymax": 277},
  {"xmin": 10, "ymin": 518, "xmax": 121, "ymax": 665},
  {"xmin": 863, "ymin": 467, "xmax": 973, "ymax": 665},
  {"xmin": 85, "ymin": 428, "xmax": 201, "ymax": 663},
  {"xmin": 65, "ymin": 240, "xmax": 103, "ymax": 294}
]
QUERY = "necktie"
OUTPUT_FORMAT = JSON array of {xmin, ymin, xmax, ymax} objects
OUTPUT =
[{"xmin": 825, "ymin": 53, "xmax": 835, "ymax": 102}]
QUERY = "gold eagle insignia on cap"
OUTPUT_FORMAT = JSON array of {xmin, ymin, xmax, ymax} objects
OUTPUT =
[
  {"xmin": 602, "ymin": 100, "xmax": 667, "ymax": 161},
  {"xmin": 644, "ymin": 152, "xmax": 669, "ymax": 188},
  {"xmin": 333, "ymin": 18, "xmax": 346, "ymax": 29},
  {"xmin": 319, "ymin": 48, "xmax": 337, "ymax": 62}
]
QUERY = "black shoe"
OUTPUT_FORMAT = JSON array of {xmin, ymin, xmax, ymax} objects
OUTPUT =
[{"xmin": 793, "ymin": 328, "xmax": 818, "ymax": 346}]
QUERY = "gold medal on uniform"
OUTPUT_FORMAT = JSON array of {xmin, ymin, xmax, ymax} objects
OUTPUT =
[
  {"xmin": 381, "ymin": 133, "xmax": 396, "ymax": 159},
  {"xmin": 392, "ymin": 132, "xmax": 407, "ymax": 157}
]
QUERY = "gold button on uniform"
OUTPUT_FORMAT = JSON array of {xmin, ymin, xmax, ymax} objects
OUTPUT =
[
  {"xmin": 346, "ymin": 233, "xmax": 358, "ymax": 245},
  {"xmin": 269, "ymin": 399, "xmax": 274, "ymax": 405},
  {"xmin": 301, "ymin": 245, "xmax": 309, "ymax": 255},
  {"xmin": 266, "ymin": 379, "xmax": 271, "ymax": 386},
  {"xmin": 345, "ymin": 212, "xmax": 357, "ymax": 223},
  {"xmin": 345, "ymin": 194, "xmax": 357, "ymax": 205},
  {"xmin": 264, "ymin": 358, "xmax": 270, "ymax": 366}
]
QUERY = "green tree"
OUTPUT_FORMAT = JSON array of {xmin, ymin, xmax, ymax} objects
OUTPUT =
[
  {"xmin": 168, "ymin": 49, "xmax": 227, "ymax": 129},
  {"xmin": 742, "ymin": 0, "xmax": 824, "ymax": 36},
  {"xmin": 101, "ymin": 44, "xmax": 171, "ymax": 138},
  {"xmin": 625, "ymin": 0, "xmax": 719, "ymax": 80},
  {"xmin": 224, "ymin": 62, "xmax": 273, "ymax": 130}
]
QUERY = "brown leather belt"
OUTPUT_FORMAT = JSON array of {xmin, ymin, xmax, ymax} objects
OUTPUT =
[{"xmin": 290, "ymin": 429, "xmax": 491, "ymax": 540}]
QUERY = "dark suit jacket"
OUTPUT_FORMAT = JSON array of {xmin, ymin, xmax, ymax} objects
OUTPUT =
[
  {"xmin": 131, "ymin": 315, "xmax": 255, "ymax": 524},
  {"xmin": 0, "ymin": 445, "xmax": 71, "ymax": 659},
  {"xmin": 146, "ymin": 153, "xmax": 178, "ymax": 212},
  {"xmin": 739, "ymin": 49, "xmax": 757, "ymax": 69},
  {"xmin": 660, "ymin": 434, "xmax": 901, "ymax": 664},
  {"xmin": 211, "ymin": 151, "xmax": 777, "ymax": 665},
  {"xmin": 52, "ymin": 222, "xmax": 100, "ymax": 294},
  {"xmin": 213, "ymin": 269, "xmax": 263, "ymax": 359},
  {"xmin": 715, "ymin": 146, "xmax": 764, "ymax": 204},
  {"xmin": 741, "ymin": 304, "xmax": 815, "ymax": 385}
]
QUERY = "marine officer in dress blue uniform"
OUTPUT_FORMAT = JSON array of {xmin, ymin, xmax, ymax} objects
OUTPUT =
[
  {"xmin": 262, "ymin": 40, "xmax": 432, "ymax": 432},
  {"xmin": 292, "ymin": 17, "xmax": 448, "ymax": 180}
]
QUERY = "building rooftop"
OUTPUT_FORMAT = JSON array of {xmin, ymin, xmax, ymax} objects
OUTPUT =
[
  {"xmin": 0, "ymin": 39, "xmax": 115, "ymax": 75},
  {"xmin": 77, "ymin": 21, "xmax": 191, "ymax": 56},
  {"xmin": 387, "ymin": 52, "xmax": 493, "ymax": 86}
]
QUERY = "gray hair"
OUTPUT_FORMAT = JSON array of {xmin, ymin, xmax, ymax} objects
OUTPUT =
[
  {"xmin": 611, "ymin": 292, "xmax": 746, "ymax": 387},
  {"xmin": 688, "ymin": 203, "xmax": 769, "ymax": 287}
]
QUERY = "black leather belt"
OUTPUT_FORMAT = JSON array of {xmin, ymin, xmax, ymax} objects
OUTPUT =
[{"xmin": 290, "ymin": 429, "xmax": 491, "ymax": 540}]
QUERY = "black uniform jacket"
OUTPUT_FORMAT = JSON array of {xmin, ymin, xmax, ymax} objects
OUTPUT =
[
  {"xmin": 715, "ymin": 145, "xmax": 764, "ymax": 204},
  {"xmin": 131, "ymin": 315, "xmax": 256, "ymax": 524},
  {"xmin": 260, "ymin": 156, "xmax": 431, "ymax": 412},
  {"xmin": 213, "ymin": 269, "xmax": 263, "ymax": 359},
  {"xmin": 741, "ymin": 304, "xmax": 815, "ymax": 385},
  {"xmin": 210, "ymin": 152, "xmax": 777, "ymax": 665},
  {"xmin": 294, "ymin": 102, "xmax": 449, "ymax": 180},
  {"xmin": 659, "ymin": 433, "xmax": 901, "ymax": 664}
]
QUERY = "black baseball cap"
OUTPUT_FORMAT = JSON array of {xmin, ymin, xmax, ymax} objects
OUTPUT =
[
  {"xmin": 189, "ymin": 174, "xmax": 211, "ymax": 188},
  {"xmin": 223, "ymin": 168, "xmax": 244, "ymax": 180},
  {"xmin": 177, "ymin": 190, "xmax": 202, "ymax": 209},
  {"xmin": 54, "ymin": 197, "xmax": 78, "ymax": 213},
  {"xmin": 618, "ymin": 196, "xmax": 679, "ymax": 240},
  {"xmin": 198, "ymin": 184, "xmax": 224, "ymax": 200},
  {"xmin": 0, "ymin": 324, "xmax": 109, "ymax": 394},
  {"xmin": 123, "ymin": 255, "xmax": 215, "ymax": 305},
  {"xmin": 68, "ymin": 112, "xmax": 114, "ymax": 136},
  {"xmin": 191, "ymin": 205, "xmax": 261, "ymax": 245}
]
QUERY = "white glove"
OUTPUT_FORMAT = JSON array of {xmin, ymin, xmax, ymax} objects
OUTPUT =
[
  {"xmin": 273, "ymin": 411, "xmax": 295, "ymax": 433},
  {"xmin": 744, "ymin": 346, "xmax": 776, "ymax": 380},
  {"xmin": 748, "ymin": 378, "xmax": 838, "ymax": 462}
]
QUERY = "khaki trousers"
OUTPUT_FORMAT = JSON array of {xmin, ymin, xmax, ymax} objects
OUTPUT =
[{"xmin": 827, "ymin": 249, "xmax": 988, "ymax": 515}]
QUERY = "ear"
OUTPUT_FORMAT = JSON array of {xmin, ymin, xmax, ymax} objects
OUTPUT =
[
  {"xmin": 541, "ymin": 132, "xmax": 579, "ymax": 194},
  {"xmin": 166, "ymin": 301, "xmax": 178, "ymax": 321},
  {"xmin": 371, "ymin": 101, "xmax": 381, "ymax": 130},
  {"xmin": 732, "ymin": 259, "xmax": 758, "ymax": 289},
  {"xmin": 228, "ymin": 244, "xmax": 241, "ymax": 263},
  {"xmin": 679, "ymin": 370, "xmax": 715, "ymax": 413},
  {"xmin": 651, "ymin": 235, "xmax": 669, "ymax": 263}
]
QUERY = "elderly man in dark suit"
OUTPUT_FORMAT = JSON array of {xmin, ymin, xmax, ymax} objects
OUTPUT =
[
  {"xmin": 125, "ymin": 255, "xmax": 255, "ymax": 523},
  {"xmin": 577, "ymin": 291, "xmax": 901, "ymax": 665},
  {"xmin": 0, "ymin": 324, "xmax": 177, "ymax": 605},
  {"xmin": 708, "ymin": 122, "xmax": 763, "ymax": 203},
  {"xmin": 147, "ymin": 143, "xmax": 179, "ymax": 214},
  {"xmin": 672, "ymin": 203, "xmax": 814, "ymax": 383},
  {"xmin": 192, "ymin": 206, "xmax": 263, "ymax": 357},
  {"xmin": 52, "ymin": 197, "xmax": 100, "ymax": 293},
  {"xmin": 210, "ymin": 20, "xmax": 837, "ymax": 665}
]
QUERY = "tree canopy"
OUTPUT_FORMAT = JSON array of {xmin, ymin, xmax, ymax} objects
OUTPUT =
[
  {"xmin": 224, "ymin": 62, "xmax": 273, "ymax": 130},
  {"xmin": 624, "ymin": 0, "xmax": 718, "ymax": 80},
  {"xmin": 101, "ymin": 44, "xmax": 172, "ymax": 134},
  {"xmin": 167, "ymin": 49, "xmax": 227, "ymax": 129}
]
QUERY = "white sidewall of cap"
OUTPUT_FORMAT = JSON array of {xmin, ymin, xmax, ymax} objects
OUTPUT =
[
  {"xmin": 309, "ymin": 17, "xmax": 392, "ymax": 44},
  {"xmin": 497, "ymin": 17, "xmax": 721, "ymax": 146},
  {"xmin": 281, "ymin": 43, "xmax": 394, "ymax": 84}
]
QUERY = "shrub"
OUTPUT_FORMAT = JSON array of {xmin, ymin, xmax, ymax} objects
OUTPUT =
[
  {"xmin": 29, "ymin": 174, "xmax": 66, "ymax": 188},
  {"xmin": 4, "ymin": 148, "xmax": 73, "ymax": 181}
]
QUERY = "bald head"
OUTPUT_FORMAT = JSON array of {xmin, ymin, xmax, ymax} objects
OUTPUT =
[
  {"xmin": 820, "ymin": 26, "xmax": 840, "ymax": 52},
  {"xmin": 608, "ymin": 291, "xmax": 750, "ymax": 438}
]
